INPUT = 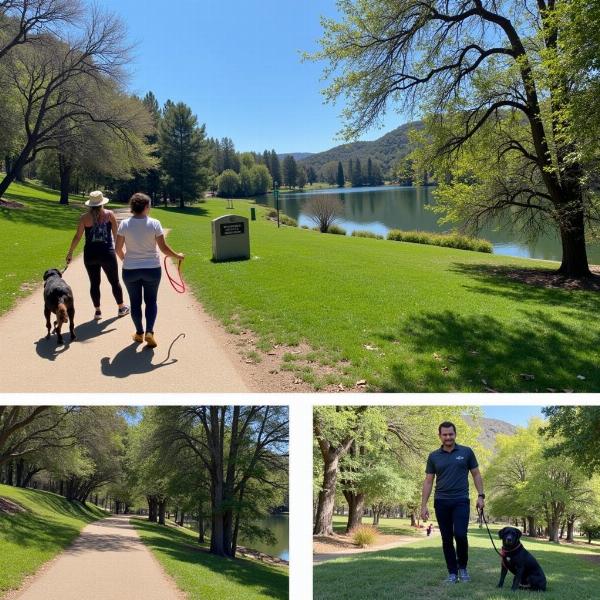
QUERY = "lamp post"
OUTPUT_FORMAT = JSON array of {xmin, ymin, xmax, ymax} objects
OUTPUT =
[{"xmin": 273, "ymin": 181, "xmax": 280, "ymax": 228}]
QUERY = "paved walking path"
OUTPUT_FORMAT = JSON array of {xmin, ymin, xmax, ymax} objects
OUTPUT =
[
  {"xmin": 10, "ymin": 515, "xmax": 184, "ymax": 600},
  {"xmin": 0, "ymin": 251, "xmax": 250, "ymax": 392}
]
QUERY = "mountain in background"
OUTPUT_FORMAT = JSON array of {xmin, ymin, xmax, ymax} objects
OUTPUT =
[
  {"xmin": 463, "ymin": 415, "xmax": 517, "ymax": 451},
  {"xmin": 291, "ymin": 120, "xmax": 424, "ymax": 176}
]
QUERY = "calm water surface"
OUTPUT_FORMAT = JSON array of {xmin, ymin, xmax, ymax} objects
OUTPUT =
[
  {"xmin": 256, "ymin": 186, "xmax": 600, "ymax": 263},
  {"xmin": 188, "ymin": 514, "xmax": 289, "ymax": 560}
]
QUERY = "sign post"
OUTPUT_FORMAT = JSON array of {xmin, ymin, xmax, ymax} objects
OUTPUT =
[{"xmin": 273, "ymin": 181, "xmax": 280, "ymax": 228}]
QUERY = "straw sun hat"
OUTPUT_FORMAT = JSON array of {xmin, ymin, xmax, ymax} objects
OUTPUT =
[{"xmin": 85, "ymin": 190, "xmax": 110, "ymax": 207}]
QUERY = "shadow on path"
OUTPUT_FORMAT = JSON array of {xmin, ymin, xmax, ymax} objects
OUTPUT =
[{"xmin": 100, "ymin": 335, "xmax": 185, "ymax": 378}]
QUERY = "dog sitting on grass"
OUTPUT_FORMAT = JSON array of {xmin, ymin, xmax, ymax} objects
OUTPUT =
[
  {"xmin": 497, "ymin": 526, "xmax": 547, "ymax": 592},
  {"xmin": 43, "ymin": 268, "xmax": 75, "ymax": 345}
]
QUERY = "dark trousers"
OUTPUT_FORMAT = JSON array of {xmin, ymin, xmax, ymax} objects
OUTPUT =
[
  {"xmin": 434, "ymin": 498, "xmax": 470, "ymax": 574},
  {"xmin": 84, "ymin": 250, "xmax": 124, "ymax": 307},
  {"xmin": 122, "ymin": 267, "xmax": 161, "ymax": 334}
]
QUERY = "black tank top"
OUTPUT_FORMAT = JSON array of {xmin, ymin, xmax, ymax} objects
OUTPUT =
[{"xmin": 84, "ymin": 211, "xmax": 114, "ymax": 255}]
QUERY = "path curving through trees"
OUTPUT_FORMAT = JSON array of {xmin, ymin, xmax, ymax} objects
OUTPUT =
[{"xmin": 9, "ymin": 515, "xmax": 184, "ymax": 600}]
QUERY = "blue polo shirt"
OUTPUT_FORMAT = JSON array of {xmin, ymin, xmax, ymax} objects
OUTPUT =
[{"xmin": 425, "ymin": 444, "xmax": 478, "ymax": 500}]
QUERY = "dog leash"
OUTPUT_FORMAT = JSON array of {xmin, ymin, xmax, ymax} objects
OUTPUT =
[
  {"xmin": 164, "ymin": 256, "xmax": 185, "ymax": 294},
  {"xmin": 478, "ymin": 508, "xmax": 503, "ymax": 559}
]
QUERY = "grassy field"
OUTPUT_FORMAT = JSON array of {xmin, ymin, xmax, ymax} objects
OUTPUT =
[
  {"xmin": 0, "ymin": 484, "xmax": 107, "ymax": 594},
  {"xmin": 133, "ymin": 518, "xmax": 288, "ymax": 600},
  {"xmin": 313, "ymin": 524, "xmax": 600, "ymax": 599},
  {"xmin": 332, "ymin": 515, "xmax": 418, "ymax": 537},
  {"xmin": 3, "ymin": 181, "xmax": 600, "ymax": 391},
  {"xmin": 0, "ymin": 181, "xmax": 84, "ymax": 315}
]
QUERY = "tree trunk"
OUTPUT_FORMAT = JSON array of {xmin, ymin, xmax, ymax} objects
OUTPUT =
[
  {"xmin": 178, "ymin": 511, "xmax": 185, "ymax": 527},
  {"xmin": 557, "ymin": 208, "xmax": 591, "ymax": 277},
  {"xmin": 410, "ymin": 512, "xmax": 417, "ymax": 527},
  {"xmin": 58, "ymin": 155, "xmax": 72, "ymax": 205},
  {"xmin": 566, "ymin": 519, "xmax": 575, "ymax": 543},
  {"xmin": 158, "ymin": 499, "xmax": 166, "ymax": 525},
  {"xmin": 313, "ymin": 453, "xmax": 340, "ymax": 536},
  {"xmin": 527, "ymin": 516, "xmax": 536, "ymax": 537},
  {"xmin": 343, "ymin": 491, "xmax": 365, "ymax": 533},
  {"xmin": 15, "ymin": 459, "xmax": 24, "ymax": 487}
]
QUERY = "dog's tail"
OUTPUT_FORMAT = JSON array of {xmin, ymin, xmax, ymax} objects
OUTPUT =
[{"xmin": 57, "ymin": 300, "xmax": 69, "ymax": 323}]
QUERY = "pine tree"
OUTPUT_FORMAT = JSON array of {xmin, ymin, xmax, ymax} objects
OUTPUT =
[
  {"xmin": 159, "ymin": 102, "xmax": 210, "ymax": 208},
  {"xmin": 336, "ymin": 161, "xmax": 345, "ymax": 187},
  {"xmin": 367, "ymin": 157, "xmax": 373, "ymax": 186},
  {"xmin": 351, "ymin": 158, "xmax": 362, "ymax": 187},
  {"xmin": 283, "ymin": 155, "xmax": 297, "ymax": 188},
  {"xmin": 270, "ymin": 150, "xmax": 282, "ymax": 186}
]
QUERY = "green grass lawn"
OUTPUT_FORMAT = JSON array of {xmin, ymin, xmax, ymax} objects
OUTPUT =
[
  {"xmin": 332, "ymin": 515, "xmax": 418, "ymax": 537},
  {"xmin": 0, "ymin": 181, "xmax": 84, "ymax": 315},
  {"xmin": 3, "ymin": 181, "xmax": 600, "ymax": 391},
  {"xmin": 0, "ymin": 484, "xmax": 107, "ymax": 594},
  {"xmin": 132, "ymin": 518, "xmax": 288, "ymax": 600},
  {"xmin": 155, "ymin": 199, "xmax": 600, "ymax": 392},
  {"xmin": 313, "ymin": 525, "xmax": 600, "ymax": 599}
]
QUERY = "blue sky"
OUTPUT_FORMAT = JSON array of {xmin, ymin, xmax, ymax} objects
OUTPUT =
[
  {"xmin": 100, "ymin": 0, "xmax": 403, "ymax": 153},
  {"xmin": 483, "ymin": 406, "xmax": 545, "ymax": 427}
]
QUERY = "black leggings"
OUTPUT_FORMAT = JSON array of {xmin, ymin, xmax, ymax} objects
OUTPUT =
[{"xmin": 84, "ymin": 250, "xmax": 124, "ymax": 307}]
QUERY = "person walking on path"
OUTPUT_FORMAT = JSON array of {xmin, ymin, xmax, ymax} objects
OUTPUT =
[
  {"xmin": 115, "ymin": 192, "xmax": 184, "ymax": 348},
  {"xmin": 420, "ymin": 421, "xmax": 485, "ymax": 585},
  {"xmin": 66, "ymin": 190, "xmax": 129, "ymax": 320}
]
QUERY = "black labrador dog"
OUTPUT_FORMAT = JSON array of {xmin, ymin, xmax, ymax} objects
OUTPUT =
[
  {"xmin": 497, "ymin": 527, "xmax": 547, "ymax": 592},
  {"xmin": 43, "ymin": 268, "xmax": 76, "ymax": 345}
]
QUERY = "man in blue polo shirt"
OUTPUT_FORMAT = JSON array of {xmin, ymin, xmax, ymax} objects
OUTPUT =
[{"xmin": 420, "ymin": 421, "xmax": 485, "ymax": 584}]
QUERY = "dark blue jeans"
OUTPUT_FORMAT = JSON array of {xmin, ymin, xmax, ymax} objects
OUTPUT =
[
  {"xmin": 434, "ymin": 498, "xmax": 470, "ymax": 574},
  {"xmin": 122, "ymin": 267, "xmax": 161, "ymax": 334}
]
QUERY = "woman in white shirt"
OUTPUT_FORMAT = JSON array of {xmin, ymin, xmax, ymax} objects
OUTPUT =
[{"xmin": 115, "ymin": 192, "xmax": 184, "ymax": 348}]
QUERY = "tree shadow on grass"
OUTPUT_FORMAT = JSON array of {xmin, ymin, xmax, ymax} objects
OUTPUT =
[
  {"xmin": 377, "ymin": 308, "xmax": 599, "ymax": 392},
  {"xmin": 449, "ymin": 263, "xmax": 600, "ymax": 313},
  {"xmin": 314, "ymin": 532, "xmax": 600, "ymax": 600},
  {"xmin": 1, "ymin": 195, "xmax": 81, "ymax": 231},
  {"xmin": 156, "ymin": 205, "xmax": 210, "ymax": 218},
  {"xmin": 133, "ymin": 519, "xmax": 288, "ymax": 600},
  {"xmin": 0, "ymin": 490, "xmax": 101, "ymax": 550}
]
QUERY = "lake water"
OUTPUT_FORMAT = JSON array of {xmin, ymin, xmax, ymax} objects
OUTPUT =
[
  {"xmin": 187, "ymin": 514, "xmax": 289, "ymax": 560},
  {"xmin": 255, "ymin": 185, "xmax": 600, "ymax": 263}
]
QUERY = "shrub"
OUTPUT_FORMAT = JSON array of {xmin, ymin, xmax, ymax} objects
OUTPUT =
[
  {"xmin": 327, "ymin": 224, "xmax": 347, "ymax": 235},
  {"xmin": 280, "ymin": 214, "xmax": 297, "ymax": 227},
  {"xmin": 352, "ymin": 524, "xmax": 378, "ymax": 547},
  {"xmin": 305, "ymin": 196, "xmax": 344, "ymax": 232},
  {"xmin": 351, "ymin": 230, "xmax": 384, "ymax": 240},
  {"xmin": 386, "ymin": 229, "xmax": 492, "ymax": 253}
]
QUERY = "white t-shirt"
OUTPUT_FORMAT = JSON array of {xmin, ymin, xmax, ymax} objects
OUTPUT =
[{"xmin": 117, "ymin": 216, "xmax": 164, "ymax": 269}]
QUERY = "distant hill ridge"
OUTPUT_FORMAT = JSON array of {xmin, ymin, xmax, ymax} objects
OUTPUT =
[
  {"xmin": 282, "ymin": 121, "xmax": 424, "ymax": 175},
  {"xmin": 463, "ymin": 415, "xmax": 517, "ymax": 451}
]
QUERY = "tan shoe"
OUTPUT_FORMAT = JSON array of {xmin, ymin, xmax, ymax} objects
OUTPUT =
[
  {"xmin": 144, "ymin": 332, "xmax": 157, "ymax": 348},
  {"xmin": 132, "ymin": 333, "xmax": 143, "ymax": 343}
]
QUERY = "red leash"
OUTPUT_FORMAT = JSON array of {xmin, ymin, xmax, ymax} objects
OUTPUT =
[{"xmin": 164, "ymin": 256, "xmax": 185, "ymax": 294}]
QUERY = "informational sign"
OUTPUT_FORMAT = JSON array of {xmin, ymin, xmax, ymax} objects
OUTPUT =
[
  {"xmin": 212, "ymin": 215, "xmax": 250, "ymax": 261},
  {"xmin": 220, "ymin": 222, "xmax": 245, "ymax": 236}
]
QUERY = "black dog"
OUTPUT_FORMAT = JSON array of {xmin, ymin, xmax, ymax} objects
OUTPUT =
[
  {"xmin": 497, "ymin": 527, "xmax": 547, "ymax": 592},
  {"xmin": 43, "ymin": 268, "xmax": 75, "ymax": 345}
]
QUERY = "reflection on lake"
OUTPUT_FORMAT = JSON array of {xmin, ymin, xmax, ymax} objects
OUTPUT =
[{"xmin": 255, "ymin": 186, "xmax": 600, "ymax": 263}]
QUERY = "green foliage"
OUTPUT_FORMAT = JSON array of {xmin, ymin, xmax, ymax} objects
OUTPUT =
[
  {"xmin": 282, "ymin": 155, "xmax": 297, "ymax": 188},
  {"xmin": 386, "ymin": 230, "xmax": 492, "ymax": 253},
  {"xmin": 159, "ymin": 101, "xmax": 210, "ymax": 206},
  {"xmin": 217, "ymin": 169, "xmax": 241, "ymax": 198},
  {"xmin": 541, "ymin": 407, "xmax": 600, "ymax": 475},
  {"xmin": 351, "ymin": 524, "xmax": 378, "ymax": 547},
  {"xmin": 327, "ymin": 224, "xmax": 346, "ymax": 235},
  {"xmin": 351, "ymin": 230, "xmax": 383, "ymax": 239}
]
